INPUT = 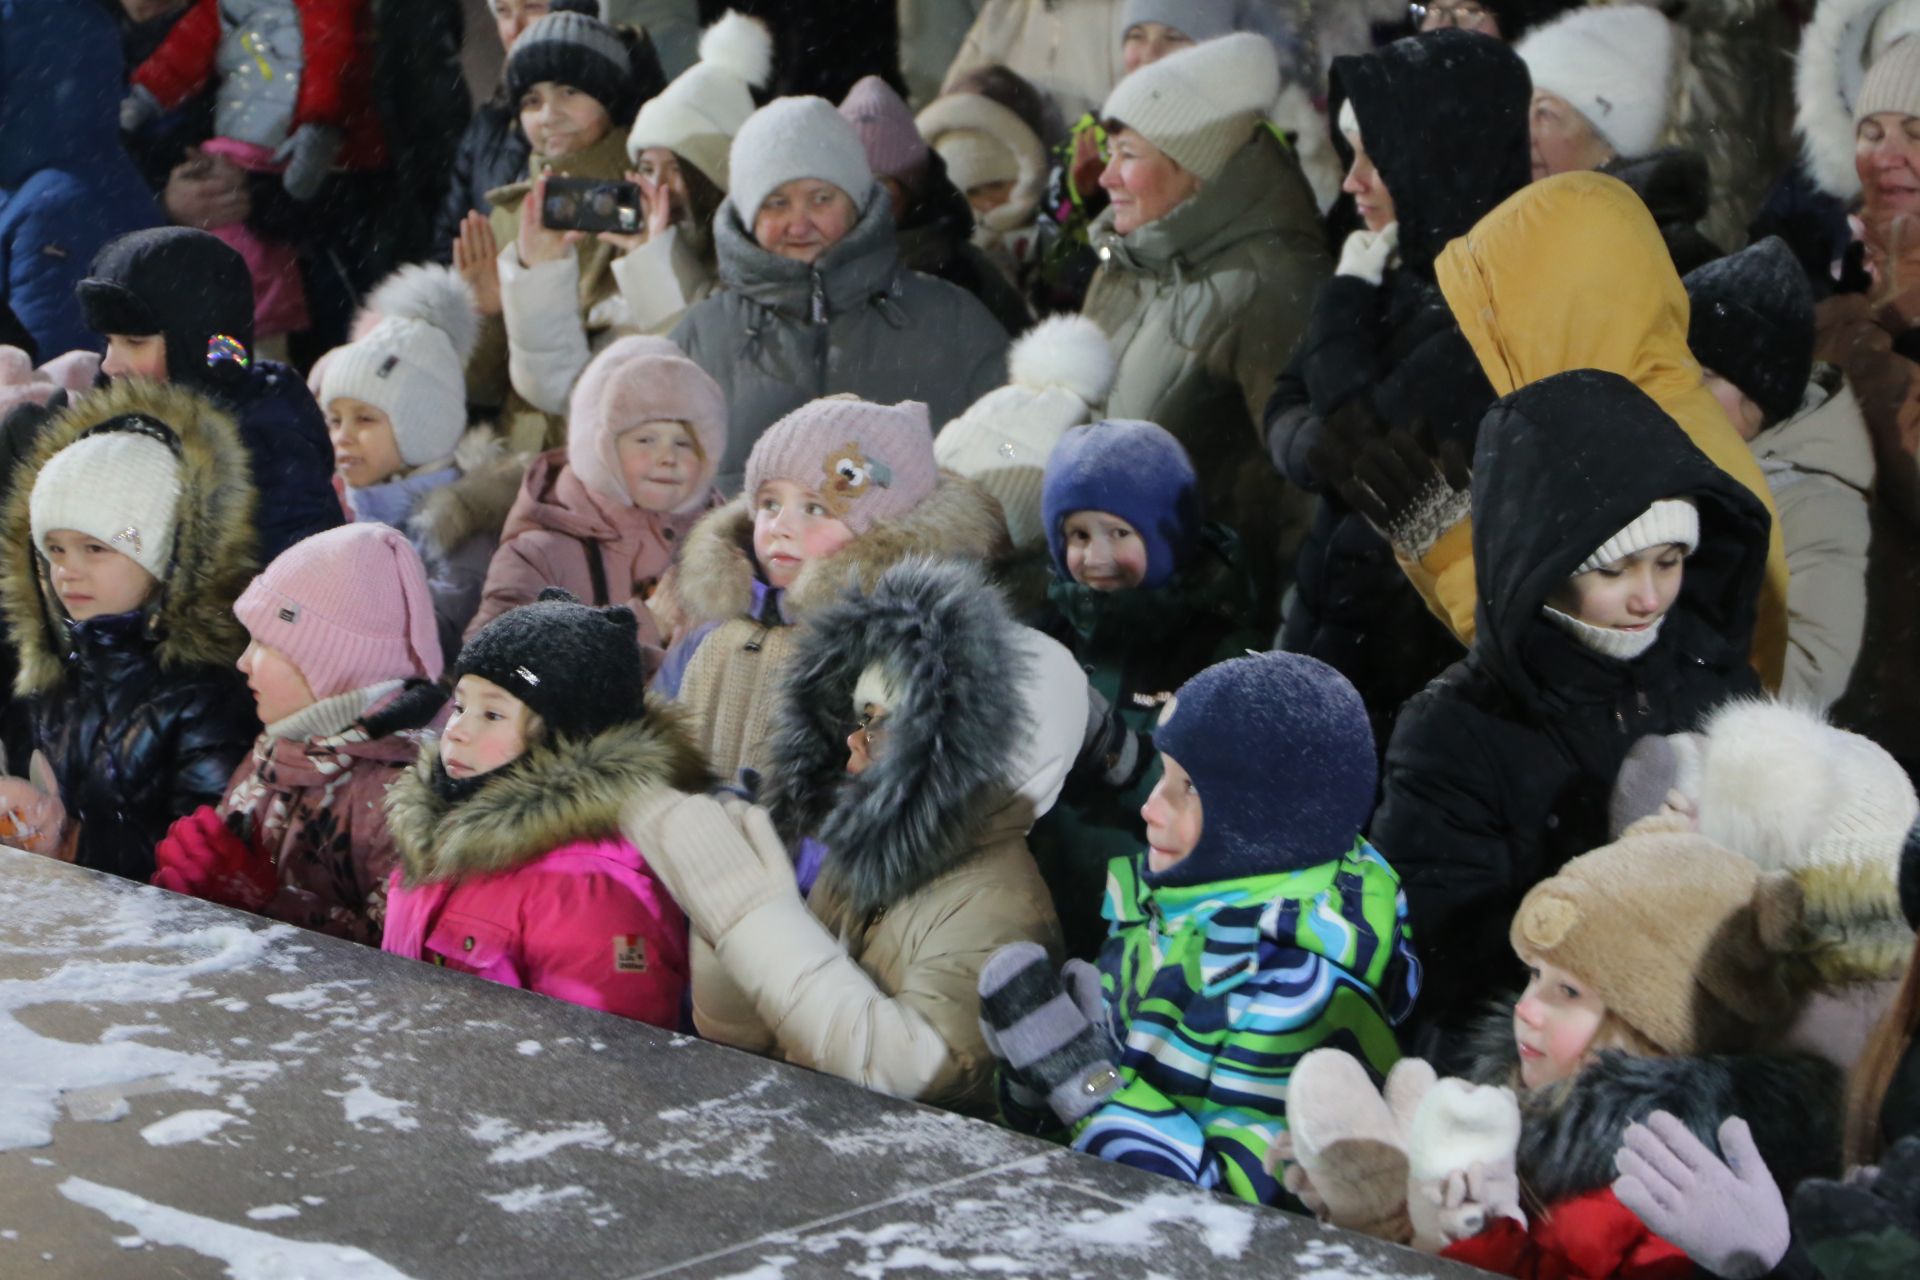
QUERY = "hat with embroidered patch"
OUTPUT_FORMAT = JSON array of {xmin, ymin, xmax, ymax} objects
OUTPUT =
[
  {"xmin": 30, "ymin": 420, "xmax": 183, "ymax": 580},
  {"xmin": 743, "ymin": 396, "xmax": 939, "ymax": 536}
]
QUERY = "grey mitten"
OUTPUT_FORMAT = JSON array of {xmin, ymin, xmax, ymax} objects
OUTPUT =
[
  {"xmin": 977, "ymin": 942, "xmax": 1120, "ymax": 1126},
  {"xmin": 120, "ymin": 85, "xmax": 161, "ymax": 133},
  {"xmin": 1614, "ymin": 1112, "xmax": 1790, "ymax": 1280},
  {"xmin": 274, "ymin": 124, "xmax": 344, "ymax": 202}
]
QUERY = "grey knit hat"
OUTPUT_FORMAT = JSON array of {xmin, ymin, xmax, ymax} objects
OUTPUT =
[
  {"xmin": 728, "ymin": 95, "xmax": 877, "ymax": 223},
  {"xmin": 507, "ymin": 11, "xmax": 649, "ymax": 127},
  {"xmin": 1100, "ymin": 32, "xmax": 1279, "ymax": 181}
]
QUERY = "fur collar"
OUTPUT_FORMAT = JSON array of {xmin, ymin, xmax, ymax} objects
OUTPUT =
[
  {"xmin": 411, "ymin": 428, "xmax": 527, "ymax": 558},
  {"xmin": 2, "ymin": 380, "xmax": 257, "ymax": 696},
  {"xmin": 1460, "ymin": 1012, "xmax": 1843, "ymax": 1206},
  {"xmin": 760, "ymin": 557, "xmax": 1028, "ymax": 923},
  {"xmin": 385, "ymin": 699, "xmax": 709, "ymax": 884},
  {"xmin": 1795, "ymin": 0, "xmax": 1920, "ymax": 200},
  {"xmin": 670, "ymin": 472, "xmax": 1011, "ymax": 629}
]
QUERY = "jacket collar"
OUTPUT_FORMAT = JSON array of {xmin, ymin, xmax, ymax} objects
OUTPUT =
[
  {"xmin": 1090, "ymin": 130, "xmax": 1315, "ymax": 276},
  {"xmin": 712, "ymin": 186, "xmax": 906, "ymax": 320}
]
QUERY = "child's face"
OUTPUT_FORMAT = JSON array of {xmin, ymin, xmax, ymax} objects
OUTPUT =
[
  {"xmin": 519, "ymin": 82, "xmax": 612, "ymax": 160},
  {"xmin": 41, "ymin": 529, "xmax": 157, "ymax": 621},
  {"xmin": 327, "ymin": 398, "xmax": 407, "ymax": 489},
  {"xmin": 237, "ymin": 640, "xmax": 317, "ymax": 725},
  {"xmin": 1513, "ymin": 954, "xmax": 1606, "ymax": 1090},
  {"xmin": 1062, "ymin": 511, "xmax": 1148, "ymax": 591},
  {"xmin": 441, "ymin": 676, "xmax": 533, "ymax": 780},
  {"xmin": 752, "ymin": 480, "xmax": 856, "ymax": 590},
  {"xmin": 845, "ymin": 702, "xmax": 889, "ymax": 776},
  {"xmin": 616, "ymin": 419, "xmax": 703, "ymax": 512},
  {"xmin": 1140, "ymin": 752, "xmax": 1203, "ymax": 875},
  {"xmin": 1703, "ymin": 372, "xmax": 1766, "ymax": 442},
  {"xmin": 101, "ymin": 333, "xmax": 169, "ymax": 383},
  {"xmin": 1547, "ymin": 545, "xmax": 1687, "ymax": 634}
]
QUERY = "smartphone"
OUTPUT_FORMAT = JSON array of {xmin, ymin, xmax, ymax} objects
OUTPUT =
[{"xmin": 542, "ymin": 178, "xmax": 643, "ymax": 234}]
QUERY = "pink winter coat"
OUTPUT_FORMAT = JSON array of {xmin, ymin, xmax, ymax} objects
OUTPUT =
[
  {"xmin": 378, "ymin": 706, "xmax": 708, "ymax": 1029},
  {"xmin": 467, "ymin": 449, "xmax": 709, "ymax": 648}
]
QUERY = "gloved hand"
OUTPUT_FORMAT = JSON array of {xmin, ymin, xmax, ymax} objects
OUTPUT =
[
  {"xmin": 1407, "ymin": 1077, "xmax": 1525, "ymax": 1251},
  {"xmin": 1791, "ymin": 1134, "xmax": 1920, "ymax": 1279},
  {"xmin": 273, "ymin": 124, "xmax": 344, "ymax": 202},
  {"xmin": 977, "ymin": 942, "xmax": 1119, "ymax": 1127},
  {"xmin": 1613, "ymin": 1112, "xmax": 1790, "ymax": 1280},
  {"xmin": 1337, "ymin": 223, "xmax": 1399, "ymax": 285},
  {"xmin": 151, "ymin": 805, "xmax": 276, "ymax": 911},
  {"xmin": 120, "ymin": 85, "xmax": 162, "ymax": 133},
  {"xmin": 1336, "ymin": 425, "xmax": 1473, "ymax": 560},
  {"xmin": 1276, "ymin": 1048, "xmax": 1418, "ymax": 1241},
  {"xmin": 622, "ymin": 791, "xmax": 797, "ymax": 942}
]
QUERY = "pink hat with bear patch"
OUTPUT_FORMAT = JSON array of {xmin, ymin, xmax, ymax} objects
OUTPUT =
[
  {"xmin": 743, "ymin": 396, "xmax": 939, "ymax": 535},
  {"xmin": 566, "ymin": 335, "xmax": 728, "ymax": 515}
]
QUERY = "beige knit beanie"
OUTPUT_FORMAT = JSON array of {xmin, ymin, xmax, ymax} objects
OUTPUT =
[
  {"xmin": 1510, "ymin": 817, "xmax": 1805, "ymax": 1056},
  {"xmin": 626, "ymin": 10, "xmax": 773, "ymax": 189},
  {"xmin": 1098, "ymin": 31, "xmax": 1280, "ymax": 181},
  {"xmin": 1858, "ymin": 34, "xmax": 1920, "ymax": 124}
]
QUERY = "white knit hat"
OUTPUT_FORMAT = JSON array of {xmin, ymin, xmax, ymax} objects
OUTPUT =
[
  {"xmin": 1576, "ymin": 499, "xmax": 1698, "ymax": 574},
  {"xmin": 319, "ymin": 266, "xmax": 478, "ymax": 468},
  {"xmin": 727, "ymin": 95, "xmax": 877, "ymax": 225},
  {"xmin": 626, "ymin": 10, "xmax": 773, "ymax": 189},
  {"xmin": 31, "ymin": 430, "xmax": 184, "ymax": 580},
  {"xmin": 915, "ymin": 92, "xmax": 1049, "ymax": 231},
  {"xmin": 1099, "ymin": 31, "xmax": 1280, "ymax": 181},
  {"xmin": 934, "ymin": 316, "xmax": 1116, "ymax": 550},
  {"xmin": 1517, "ymin": 4, "xmax": 1677, "ymax": 160}
]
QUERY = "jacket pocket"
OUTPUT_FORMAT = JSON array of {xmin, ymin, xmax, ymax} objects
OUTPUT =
[{"xmin": 424, "ymin": 910, "xmax": 523, "ymax": 988}]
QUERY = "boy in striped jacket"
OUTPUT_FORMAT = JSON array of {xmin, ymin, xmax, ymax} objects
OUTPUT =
[{"xmin": 978, "ymin": 651, "xmax": 1419, "ymax": 1207}]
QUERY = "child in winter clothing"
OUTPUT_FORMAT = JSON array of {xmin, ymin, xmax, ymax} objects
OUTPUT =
[
  {"xmin": 1278, "ymin": 820, "xmax": 1841, "ymax": 1280},
  {"xmin": 1687, "ymin": 237, "xmax": 1875, "ymax": 712},
  {"xmin": 318, "ymin": 265, "xmax": 522, "ymax": 659},
  {"xmin": 150, "ymin": 524, "xmax": 448, "ymax": 944},
  {"xmin": 1372, "ymin": 369, "xmax": 1771, "ymax": 1050},
  {"xmin": 0, "ymin": 382, "xmax": 260, "ymax": 880},
  {"xmin": 468, "ymin": 10, "xmax": 665, "ymax": 452},
  {"xmin": 1026, "ymin": 418, "xmax": 1261, "ymax": 959},
  {"xmin": 653, "ymin": 394, "xmax": 1009, "ymax": 782},
  {"xmin": 75, "ymin": 227, "xmax": 341, "ymax": 564},
  {"xmin": 381, "ymin": 590, "xmax": 704, "ymax": 1028},
  {"xmin": 977, "ymin": 651, "xmax": 1420, "ymax": 1207},
  {"xmin": 627, "ymin": 557, "xmax": 1076, "ymax": 1117},
  {"xmin": 471, "ymin": 335, "xmax": 725, "ymax": 657}
]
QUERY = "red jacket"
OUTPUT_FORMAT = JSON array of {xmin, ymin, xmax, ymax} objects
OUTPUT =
[
  {"xmin": 1444, "ymin": 1187, "xmax": 1693, "ymax": 1280},
  {"xmin": 132, "ymin": 0, "xmax": 387, "ymax": 168}
]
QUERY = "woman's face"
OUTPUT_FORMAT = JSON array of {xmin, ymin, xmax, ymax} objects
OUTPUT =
[
  {"xmin": 1548, "ymin": 544, "xmax": 1687, "ymax": 633},
  {"xmin": 1529, "ymin": 91, "xmax": 1614, "ymax": 182},
  {"xmin": 519, "ymin": 82, "xmax": 612, "ymax": 160},
  {"xmin": 1121, "ymin": 21, "xmax": 1196, "ymax": 75},
  {"xmin": 637, "ymin": 147, "xmax": 692, "ymax": 217},
  {"xmin": 752, "ymin": 179, "xmax": 860, "ymax": 264},
  {"xmin": 1856, "ymin": 112, "xmax": 1920, "ymax": 221},
  {"xmin": 1099, "ymin": 127, "xmax": 1201, "ymax": 235},
  {"xmin": 1341, "ymin": 124, "xmax": 1397, "ymax": 233},
  {"xmin": 1513, "ymin": 955, "xmax": 1606, "ymax": 1090}
]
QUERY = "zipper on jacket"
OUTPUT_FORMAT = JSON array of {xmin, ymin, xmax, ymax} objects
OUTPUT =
[{"xmin": 743, "ymin": 622, "xmax": 771, "ymax": 654}]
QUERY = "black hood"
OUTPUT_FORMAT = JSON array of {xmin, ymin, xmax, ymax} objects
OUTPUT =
[
  {"xmin": 1470, "ymin": 369, "xmax": 1771, "ymax": 706},
  {"xmin": 1331, "ymin": 28, "xmax": 1532, "ymax": 276},
  {"xmin": 76, "ymin": 228, "xmax": 254, "ymax": 392}
]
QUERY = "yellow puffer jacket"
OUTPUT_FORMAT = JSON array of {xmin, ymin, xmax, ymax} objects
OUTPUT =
[{"xmin": 1420, "ymin": 171, "xmax": 1788, "ymax": 689}]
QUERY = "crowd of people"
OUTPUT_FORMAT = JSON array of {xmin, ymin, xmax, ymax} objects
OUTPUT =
[{"xmin": 5, "ymin": 1, "xmax": 1920, "ymax": 1276}]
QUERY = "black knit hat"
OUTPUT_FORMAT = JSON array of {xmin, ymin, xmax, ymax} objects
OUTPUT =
[
  {"xmin": 455, "ymin": 588, "xmax": 648, "ymax": 740},
  {"xmin": 76, "ymin": 227, "xmax": 254, "ymax": 391},
  {"xmin": 1684, "ymin": 237, "xmax": 1816, "ymax": 426},
  {"xmin": 506, "ymin": 11, "xmax": 664, "ymax": 129}
]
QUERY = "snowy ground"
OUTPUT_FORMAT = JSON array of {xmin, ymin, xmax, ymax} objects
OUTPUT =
[{"xmin": 0, "ymin": 849, "xmax": 1464, "ymax": 1279}]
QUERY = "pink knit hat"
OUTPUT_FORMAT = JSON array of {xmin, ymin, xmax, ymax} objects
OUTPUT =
[
  {"xmin": 567, "ymin": 335, "xmax": 728, "ymax": 515},
  {"xmin": 839, "ymin": 75, "xmax": 930, "ymax": 181},
  {"xmin": 743, "ymin": 396, "xmax": 939, "ymax": 534},
  {"xmin": 233, "ymin": 524, "xmax": 444, "ymax": 698}
]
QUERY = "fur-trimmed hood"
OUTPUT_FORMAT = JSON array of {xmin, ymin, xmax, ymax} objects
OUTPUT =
[
  {"xmin": 411, "ymin": 427, "xmax": 527, "ymax": 559},
  {"xmin": 914, "ymin": 90, "xmax": 1050, "ymax": 235},
  {"xmin": 385, "ymin": 699, "xmax": 709, "ymax": 884},
  {"xmin": 759, "ymin": 557, "xmax": 1086, "ymax": 923},
  {"xmin": 669, "ymin": 471, "xmax": 1011, "ymax": 628},
  {"xmin": 1, "ymin": 380, "xmax": 257, "ymax": 696},
  {"xmin": 1462, "ymin": 1011, "xmax": 1844, "ymax": 1207},
  {"xmin": 1797, "ymin": 0, "xmax": 1920, "ymax": 200}
]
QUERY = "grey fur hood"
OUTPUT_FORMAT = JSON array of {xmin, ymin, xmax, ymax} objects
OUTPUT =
[
  {"xmin": 760, "ymin": 557, "xmax": 1087, "ymax": 922},
  {"xmin": 1461, "ymin": 1011, "xmax": 1844, "ymax": 1206}
]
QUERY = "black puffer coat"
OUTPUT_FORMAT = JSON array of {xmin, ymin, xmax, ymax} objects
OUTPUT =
[
  {"xmin": 1264, "ymin": 30, "xmax": 1530, "ymax": 743},
  {"xmin": 0, "ymin": 382, "xmax": 260, "ymax": 882},
  {"xmin": 1371, "ymin": 370, "xmax": 1770, "ymax": 1040},
  {"xmin": 430, "ymin": 97, "xmax": 530, "ymax": 266},
  {"xmin": 896, "ymin": 152, "xmax": 1033, "ymax": 337}
]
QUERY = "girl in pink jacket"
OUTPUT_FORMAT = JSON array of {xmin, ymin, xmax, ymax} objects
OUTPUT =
[
  {"xmin": 467, "ymin": 336, "xmax": 727, "ymax": 662},
  {"xmin": 381, "ymin": 589, "xmax": 708, "ymax": 1028}
]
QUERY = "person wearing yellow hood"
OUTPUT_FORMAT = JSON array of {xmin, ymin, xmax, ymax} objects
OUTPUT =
[{"xmin": 1357, "ymin": 171, "xmax": 1789, "ymax": 689}]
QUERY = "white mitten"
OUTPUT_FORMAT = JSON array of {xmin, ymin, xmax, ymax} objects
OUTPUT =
[
  {"xmin": 1336, "ymin": 223, "xmax": 1400, "ymax": 284},
  {"xmin": 1407, "ymin": 1078, "xmax": 1525, "ymax": 1252}
]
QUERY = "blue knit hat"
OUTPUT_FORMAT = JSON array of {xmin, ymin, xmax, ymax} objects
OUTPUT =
[
  {"xmin": 1149, "ymin": 652, "xmax": 1377, "ymax": 886},
  {"xmin": 1041, "ymin": 420, "xmax": 1200, "ymax": 589}
]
